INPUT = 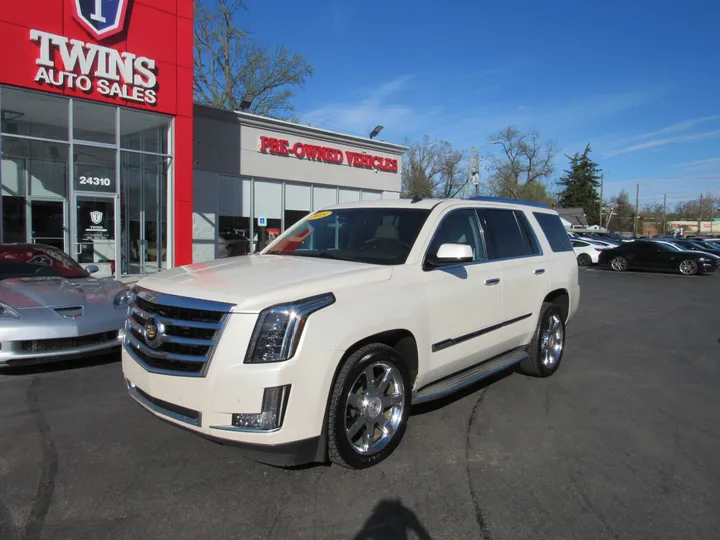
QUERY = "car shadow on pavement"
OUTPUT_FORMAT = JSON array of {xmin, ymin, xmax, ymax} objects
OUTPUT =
[
  {"xmin": 411, "ymin": 368, "xmax": 514, "ymax": 417},
  {"xmin": 351, "ymin": 498, "xmax": 433, "ymax": 540},
  {"xmin": 0, "ymin": 351, "xmax": 121, "ymax": 376}
]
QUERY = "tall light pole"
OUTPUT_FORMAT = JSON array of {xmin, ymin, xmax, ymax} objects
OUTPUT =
[{"xmin": 465, "ymin": 141, "xmax": 500, "ymax": 198}]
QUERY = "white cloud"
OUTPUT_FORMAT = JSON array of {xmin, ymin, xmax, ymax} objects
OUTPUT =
[
  {"xmin": 675, "ymin": 157, "xmax": 720, "ymax": 170},
  {"xmin": 300, "ymin": 75, "xmax": 433, "ymax": 138},
  {"xmin": 627, "ymin": 115, "xmax": 720, "ymax": 141},
  {"xmin": 605, "ymin": 129, "xmax": 720, "ymax": 157}
]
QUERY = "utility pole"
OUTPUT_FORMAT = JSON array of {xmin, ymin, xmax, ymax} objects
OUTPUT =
[
  {"xmin": 599, "ymin": 173, "xmax": 604, "ymax": 229},
  {"xmin": 698, "ymin": 193, "xmax": 703, "ymax": 236},
  {"xmin": 662, "ymin": 193, "xmax": 667, "ymax": 236},
  {"xmin": 464, "ymin": 150, "xmax": 475, "ymax": 199},
  {"xmin": 634, "ymin": 183, "xmax": 640, "ymax": 237},
  {"xmin": 473, "ymin": 155, "xmax": 481, "ymax": 197}
]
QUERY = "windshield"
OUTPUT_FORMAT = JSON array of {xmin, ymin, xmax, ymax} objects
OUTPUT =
[
  {"xmin": 264, "ymin": 207, "xmax": 431, "ymax": 265},
  {"xmin": 0, "ymin": 245, "xmax": 89, "ymax": 281}
]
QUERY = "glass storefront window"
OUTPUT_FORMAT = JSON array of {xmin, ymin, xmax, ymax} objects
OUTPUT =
[
  {"xmin": 120, "ymin": 152, "xmax": 168, "ymax": 274},
  {"xmin": 339, "ymin": 188, "xmax": 361, "ymax": 203},
  {"xmin": 3, "ymin": 137, "xmax": 69, "ymax": 199},
  {"xmin": 313, "ymin": 186, "xmax": 337, "ymax": 211},
  {"xmin": 1, "ymin": 87, "xmax": 69, "ymax": 140},
  {"xmin": 254, "ymin": 181, "xmax": 282, "ymax": 251},
  {"xmin": 218, "ymin": 175, "xmax": 251, "ymax": 256},
  {"xmin": 361, "ymin": 190, "xmax": 382, "ymax": 200},
  {"xmin": 120, "ymin": 108, "xmax": 170, "ymax": 154},
  {"xmin": 73, "ymin": 101, "xmax": 116, "ymax": 144},
  {"xmin": 74, "ymin": 146, "xmax": 116, "ymax": 195},
  {"xmin": 284, "ymin": 183, "xmax": 310, "ymax": 231}
]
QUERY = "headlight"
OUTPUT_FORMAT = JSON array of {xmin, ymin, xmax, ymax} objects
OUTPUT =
[
  {"xmin": 113, "ymin": 289, "xmax": 135, "ymax": 310},
  {"xmin": 245, "ymin": 293, "xmax": 335, "ymax": 363},
  {"xmin": 0, "ymin": 301, "xmax": 20, "ymax": 320}
]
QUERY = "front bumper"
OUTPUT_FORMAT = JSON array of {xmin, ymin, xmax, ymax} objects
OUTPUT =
[
  {"xmin": 121, "ymin": 312, "xmax": 341, "ymax": 467},
  {"xmin": 0, "ymin": 329, "xmax": 123, "ymax": 366}
]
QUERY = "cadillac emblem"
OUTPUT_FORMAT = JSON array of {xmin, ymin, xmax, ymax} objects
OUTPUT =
[{"xmin": 144, "ymin": 317, "xmax": 162, "ymax": 348}]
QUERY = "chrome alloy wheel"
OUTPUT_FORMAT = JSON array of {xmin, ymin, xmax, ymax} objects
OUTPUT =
[
  {"xmin": 541, "ymin": 313, "xmax": 564, "ymax": 368},
  {"xmin": 679, "ymin": 259, "xmax": 698, "ymax": 275},
  {"xmin": 610, "ymin": 256, "xmax": 627, "ymax": 271},
  {"xmin": 344, "ymin": 362, "xmax": 405, "ymax": 455}
]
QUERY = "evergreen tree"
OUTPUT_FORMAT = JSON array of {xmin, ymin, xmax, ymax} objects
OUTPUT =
[{"xmin": 557, "ymin": 144, "xmax": 602, "ymax": 225}]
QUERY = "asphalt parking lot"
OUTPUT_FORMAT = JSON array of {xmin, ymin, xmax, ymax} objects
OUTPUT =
[{"xmin": 2, "ymin": 268, "xmax": 719, "ymax": 540}]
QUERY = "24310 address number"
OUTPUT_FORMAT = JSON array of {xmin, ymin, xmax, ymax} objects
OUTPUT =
[{"xmin": 79, "ymin": 176, "xmax": 112, "ymax": 187}]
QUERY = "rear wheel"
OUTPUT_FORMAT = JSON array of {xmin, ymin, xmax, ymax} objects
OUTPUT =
[
  {"xmin": 610, "ymin": 256, "xmax": 628, "ymax": 272},
  {"xmin": 577, "ymin": 253, "xmax": 592, "ymax": 266},
  {"xmin": 678, "ymin": 259, "xmax": 698, "ymax": 275},
  {"xmin": 328, "ymin": 343, "xmax": 411, "ymax": 469},
  {"xmin": 518, "ymin": 303, "xmax": 565, "ymax": 378}
]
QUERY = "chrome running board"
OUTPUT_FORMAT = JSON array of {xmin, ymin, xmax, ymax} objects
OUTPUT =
[{"xmin": 412, "ymin": 347, "xmax": 527, "ymax": 405}]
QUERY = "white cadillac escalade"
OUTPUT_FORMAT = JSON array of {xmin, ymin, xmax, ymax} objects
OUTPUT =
[{"xmin": 122, "ymin": 197, "xmax": 580, "ymax": 469}]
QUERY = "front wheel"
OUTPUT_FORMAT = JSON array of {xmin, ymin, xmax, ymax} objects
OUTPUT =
[
  {"xmin": 678, "ymin": 259, "xmax": 698, "ymax": 275},
  {"xmin": 610, "ymin": 256, "xmax": 628, "ymax": 272},
  {"xmin": 517, "ymin": 303, "xmax": 566, "ymax": 378},
  {"xmin": 327, "ymin": 343, "xmax": 411, "ymax": 469}
]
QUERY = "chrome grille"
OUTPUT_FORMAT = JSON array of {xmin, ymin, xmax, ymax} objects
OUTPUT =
[{"xmin": 124, "ymin": 286, "xmax": 235, "ymax": 377}]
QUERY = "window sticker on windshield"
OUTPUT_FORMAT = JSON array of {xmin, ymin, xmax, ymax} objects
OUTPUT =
[{"xmin": 308, "ymin": 211, "xmax": 332, "ymax": 220}]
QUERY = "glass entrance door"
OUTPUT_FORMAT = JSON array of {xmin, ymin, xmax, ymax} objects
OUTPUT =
[
  {"xmin": 75, "ymin": 195, "xmax": 116, "ymax": 277},
  {"xmin": 29, "ymin": 200, "xmax": 66, "ymax": 251}
]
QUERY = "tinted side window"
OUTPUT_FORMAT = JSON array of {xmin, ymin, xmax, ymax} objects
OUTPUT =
[
  {"xmin": 426, "ymin": 209, "xmax": 485, "ymax": 266},
  {"xmin": 479, "ymin": 209, "xmax": 527, "ymax": 260},
  {"xmin": 515, "ymin": 211, "xmax": 541, "ymax": 255},
  {"xmin": 533, "ymin": 212, "xmax": 573, "ymax": 253}
]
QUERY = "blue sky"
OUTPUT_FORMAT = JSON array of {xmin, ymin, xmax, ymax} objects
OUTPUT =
[{"xmin": 241, "ymin": 0, "xmax": 720, "ymax": 207}]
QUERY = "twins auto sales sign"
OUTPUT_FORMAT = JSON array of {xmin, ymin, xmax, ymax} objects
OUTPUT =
[{"xmin": 26, "ymin": 0, "xmax": 159, "ymax": 106}]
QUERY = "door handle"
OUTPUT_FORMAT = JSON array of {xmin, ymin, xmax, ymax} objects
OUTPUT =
[
  {"xmin": 485, "ymin": 277, "xmax": 500, "ymax": 285},
  {"xmin": 534, "ymin": 268, "xmax": 546, "ymax": 275}
]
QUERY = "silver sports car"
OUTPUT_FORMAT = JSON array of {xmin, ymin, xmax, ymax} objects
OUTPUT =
[{"xmin": 0, "ymin": 244, "xmax": 131, "ymax": 367}]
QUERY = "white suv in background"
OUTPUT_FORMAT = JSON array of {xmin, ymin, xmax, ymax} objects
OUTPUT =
[{"xmin": 122, "ymin": 197, "xmax": 580, "ymax": 469}]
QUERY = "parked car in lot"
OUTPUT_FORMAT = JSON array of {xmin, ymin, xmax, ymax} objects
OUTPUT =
[
  {"xmin": 599, "ymin": 240, "xmax": 716, "ymax": 275},
  {"xmin": 122, "ymin": 197, "xmax": 580, "ymax": 469},
  {"xmin": 571, "ymin": 239, "xmax": 606, "ymax": 266},
  {"xmin": 0, "ymin": 244, "xmax": 131, "ymax": 367},
  {"xmin": 655, "ymin": 239, "xmax": 720, "ymax": 269},
  {"xmin": 218, "ymin": 231, "xmax": 251, "ymax": 258}
]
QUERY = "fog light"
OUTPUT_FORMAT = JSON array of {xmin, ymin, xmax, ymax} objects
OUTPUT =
[{"xmin": 232, "ymin": 385, "xmax": 291, "ymax": 431}]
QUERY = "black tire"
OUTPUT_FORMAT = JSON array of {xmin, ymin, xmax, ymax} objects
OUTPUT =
[
  {"xmin": 517, "ymin": 303, "xmax": 566, "ymax": 378},
  {"xmin": 577, "ymin": 253, "xmax": 592, "ymax": 266},
  {"xmin": 678, "ymin": 259, "xmax": 699, "ymax": 276},
  {"xmin": 610, "ymin": 255, "xmax": 628, "ymax": 272},
  {"xmin": 328, "ymin": 343, "xmax": 411, "ymax": 469}
]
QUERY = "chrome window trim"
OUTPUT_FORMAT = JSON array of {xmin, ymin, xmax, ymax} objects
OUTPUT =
[
  {"xmin": 422, "ymin": 207, "xmax": 488, "ymax": 271},
  {"xmin": 422, "ymin": 206, "xmax": 546, "ymax": 272}
]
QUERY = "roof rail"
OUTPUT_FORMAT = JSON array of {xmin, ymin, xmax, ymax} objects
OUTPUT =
[{"xmin": 465, "ymin": 196, "xmax": 550, "ymax": 209}]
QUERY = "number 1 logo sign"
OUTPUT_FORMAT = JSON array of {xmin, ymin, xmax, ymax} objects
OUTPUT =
[{"xmin": 73, "ymin": 0, "xmax": 131, "ymax": 40}]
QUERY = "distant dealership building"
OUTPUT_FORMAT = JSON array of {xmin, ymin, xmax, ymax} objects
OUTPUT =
[{"xmin": 0, "ymin": 0, "xmax": 405, "ymax": 278}]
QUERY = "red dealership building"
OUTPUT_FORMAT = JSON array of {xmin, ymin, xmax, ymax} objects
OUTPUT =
[{"xmin": 0, "ymin": 1, "xmax": 405, "ymax": 279}]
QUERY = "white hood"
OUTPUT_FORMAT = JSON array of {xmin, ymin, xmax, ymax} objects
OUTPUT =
[{"xmin": 136, "ymin": 255, "xmax": 394, "ymax": 312}]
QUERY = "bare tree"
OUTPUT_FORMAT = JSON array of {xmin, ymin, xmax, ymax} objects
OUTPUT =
[
  {"xmin": 401, "ymin": 136, "xmax": 466, "ymax": 198},
  {"xmin": 486, "ymin": 126, "xmax": 557, "ymax": 203},
  {"xmin": 194, "ymin": 0, "xmax": 313, "ymax": 119}
]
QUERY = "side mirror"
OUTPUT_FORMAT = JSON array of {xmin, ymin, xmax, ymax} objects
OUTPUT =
[
  {"xmin": 86, "ymin": 264, "xmax": 100, "ymax": 274},
  {"xmin": 436, "ymin": 243, "xmax": 474, "ymax": 263}
]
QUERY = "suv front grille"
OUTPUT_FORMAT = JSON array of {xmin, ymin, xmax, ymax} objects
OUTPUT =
[{"xmin": 124, "ymin": 287, "xmax": 235, "ymax": 377}]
